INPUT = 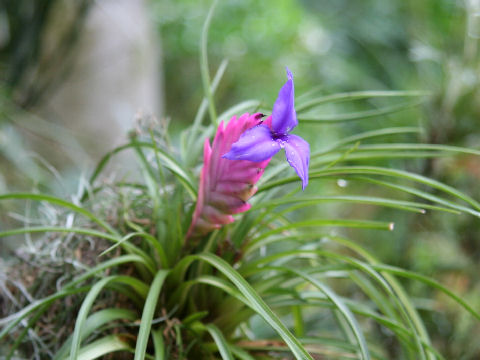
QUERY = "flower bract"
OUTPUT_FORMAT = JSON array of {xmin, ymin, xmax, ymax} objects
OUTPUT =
[{"xmin": 187, "ymin": 113, "xmax": 271, "ymax": 238}]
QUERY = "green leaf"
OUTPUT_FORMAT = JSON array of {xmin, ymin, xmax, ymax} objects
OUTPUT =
[
  {"xmin": 259, "ymin": 166, "xmax": 480, "ymax": 213},
  {"xmin": 76, "ymin": 335, "xmax": 132, "ymax": 360},
  {"xmin": 54, "ymin": 309, "xmax": 137, "ymax": 360},
  {"xmin": 261, "ymin": 267, "xmax": 372, "ymax": 360},
  {"xmin": 185, "ymin": 59, "xmax": 228, "ymax": 165},
  {"xmin": 296, "ymin": 90, "xmax": 429, "ymax": 112},
  {"xmin": 239, "ymin": 248, "xmax": 438, "ymax": 359},
  {"xmin": 200, "ymin": 0, "xmax": 219, "ymax": 126},
  {"xmin": 0, "ymin": 192, "xmax": 117, "ymax": 235},
  {"xmin": 355, "ymin": 176, "xmax": 480, "ymax": 218},
  {"xmin": 298, "ymin": 100, "xmax": 423, "ymax": 123},
  {"xmin": 254, "ymin": 195, "xmax": 432, "ymax": 214},
  {"xmin": 99, "ymin": 231, "xmax": 168, "ymax": 269},
  {"xmin": 69, "ymin": 276, "xmax": 147, "ymax": 360},
  {"xmin": 205, "ymin": 323, "xmax": 235, "ymax": 360},
  {"xmin": 66, "ymin": 254, "xmax": 149, "ymax": 288},
  {"xmin": 352, "ymin": 143, "xmax": 480, "ymax": 156},
  {"xmin": 325, "ymin": 127, "xmax": 423, "ymax": 150},
  {"xmin": 230, "ymin": 346, "xmax": 256, "ymax": 360},
  {"xmin": 247, "ymin": 219, "xmax": 394, "ymax": 253},
  {"xmin": 170, "ymin": 253, "xmax": 313, "ymax": 359},
  {"xmin": 196, "ymin": 253, "xmax": 313, "ymax": 360},
  {"xmin": 152, "ymin": 329, "xmax": 166, "ymax": 360},
  {"xmin": 372, "ymin": 264, "xmax": 480, "ymax": 321},
  {"xmin": 0, "ymin": 287, "xmax": 89, "ymax": 341},
  {"xmin": 84, "ymin": 141, "xmax": 196, "ymax": 200},
  {"xmin": 135, "ymin": 270, "xmax": 170, "ymax": 360}
]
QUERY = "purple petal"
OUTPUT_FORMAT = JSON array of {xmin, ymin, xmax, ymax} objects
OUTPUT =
[
  {"xmin": 284, "ymin": 134, "xmax": 310, "ymax": 190},
  {"xmin": 272, "ymin": 67, "xmax": 297, "ymax": 135},
  {"xmin": 222, "ymin": 124, "xmax": 281, "ymax": 162}
]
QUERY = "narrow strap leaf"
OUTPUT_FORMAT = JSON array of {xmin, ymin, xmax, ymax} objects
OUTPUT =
[{"xmin": 134, "ymin": 270, "xmax": 170, "ymax": 360}]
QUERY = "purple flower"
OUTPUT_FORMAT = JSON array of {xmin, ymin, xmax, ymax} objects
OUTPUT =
[{"xmin": 223, "ymin": 68, "xmax": 310, "ymax": 190}]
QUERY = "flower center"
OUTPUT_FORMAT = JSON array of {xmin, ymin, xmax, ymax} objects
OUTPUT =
[{"xmin": 272, "ymin": 132, "xmax": 288, "ymax": 147}]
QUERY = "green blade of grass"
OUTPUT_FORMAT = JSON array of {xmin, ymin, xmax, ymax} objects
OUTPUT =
[
  {"xmin": 351, "ymin": 143, "xmax": 480, "ymax": 156},
  {"xmin": 243, "ymin": 248, "xmax": 448, "ymax": 359},
  {"xmin": 204, "ymin": 323, "xmax": 235, "ymax": 360},
  {"xmin": 253, "ymin": 195, "xmax": 431, "ymax": 214},
  {"xmin": 69, "ymin": 275, "xmax": 149, "ymax": 360},
  {"xmin": 298, "ymin": 100, "xmax": 423, "ymax": 123},
  {"xmin": 0, "ymin": 287, "xmax": 90, "ymax": 341},
  {"xmin": 266, "ymin": 294, "xmax": 432, "ymax": 358},
  {"xmin": 196, "ymin": 253, "xmax": 313, "ymax": 360},
  {"xmin": 354, "ymin": 176, "xmax": 480, "ymax": 218},
  {"xmin": 296, "ymin": 90, "xmax": 429, "ymax": 112},
  {"xmin": 372, "ymin": 264, "xmax": 480, "ymax": 321},
  {"xmin": 310, "ymin": 255, "xmax": 429, "ymax": 359},
  {"xmin": 312, "ymin": 235, "xmax": 439, "ymax": 359},
  {"xmin": 182, "ymin": 311, "xmax": 209, "ymax": 326},
  {"xmin": 255, "ymin": 196, "xmax": 459, "ymax": 223},
  {"xmin": 167, "ymin": 274, "xmax": 248, "ymax": 316},
  {"xmin": 83, "ymin": 141, "xmax": 196, "ymax": 201},
  {"xmin": 230, "ymin": 346, "xmax": 256, "ymax": 360},
  {"xmin": 312, "ymin": 151, "xmax": 448, "ymax": 167},
  {"xmin": 200, "ymin": 0, "xmax": 219, "ymax": 126},
  {"xmin": 65, "ymin": 254, "xmax": 149, "ymax": 288},
  {"xmin": 76, "ymin": 335, "xmax": 132, "ymax": 360},
  {"xmin": 292, "ymin": 305, "xmax": 305, "ymax": 338},
  {"xmin": 259, "ymin": 166, "xmax": 480, "ymax": 213},
  {"xmin": 99, "ymin": 231, "xmax": 168, "ymax": 269},
  {"xmin": 152, "ymin": 329, "xmax": 166, "ymax": 360},
  {"xmin": 323, "ymin": 127, "xmax": 423, "ymax": 152},
  {"xmin": 170, "ymin": 253, "xmax": 314, "ymax": 360},
  {"xmin": 185, "ymin": 59, "xmax": 228, "ymax": 165},
  {"xmin": 242, "ymin": 253, "xmax": 429, "ymax": 359},
  {"xmin": 248, "ymin": 219, "xmax": 394, "ymax": 252},
  {"xmin": 0, "ymin": 192, "xmax": 117, "ymax": 235},
  {"xmin": 54, "ymin": 308, "xmax": 137, "ymax": 360},
  {"xmin": 134, "ymin": 270, "xmax": 170, "ymax": 360}
]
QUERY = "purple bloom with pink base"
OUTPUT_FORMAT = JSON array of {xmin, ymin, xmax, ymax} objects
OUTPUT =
[
  {"xmin": 187, "ymin": 68, "xmax": 310, "ymax": 238},
  {"xmin": 223, "ymin": 68, "xmax": 310, "ymax": 190}
]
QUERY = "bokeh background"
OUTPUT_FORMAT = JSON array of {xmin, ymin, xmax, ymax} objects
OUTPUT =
[{"xmin": 1, "ymin": 0, "xmax": 480, "ymax": 358}]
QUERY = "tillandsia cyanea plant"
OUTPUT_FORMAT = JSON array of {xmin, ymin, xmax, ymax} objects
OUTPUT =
[
  {"xmin": 188, "ymin": 69, "xmax": 309, "ymax": 238},
  {"xmin": 2, "ymin": 11, "xmax": 480, "ymax": 360}
]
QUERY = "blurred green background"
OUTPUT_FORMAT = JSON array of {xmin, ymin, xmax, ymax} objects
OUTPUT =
[{"xmin": 1, "ymin": 0, "xmax": 480, "ymax": 358}]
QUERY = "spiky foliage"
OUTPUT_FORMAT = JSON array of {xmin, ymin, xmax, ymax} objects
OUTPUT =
[{"xmin": 2, "ymin": 9, "xmax": 480, "ymax": 360}]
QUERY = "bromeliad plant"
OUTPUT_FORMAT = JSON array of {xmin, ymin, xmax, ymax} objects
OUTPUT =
[
  {"xmin": 188, "ymin": 68, "xmax": 309, "ymax": 238},
  {"xmin": 2, "ymin": 22, "xmax": 480, "ymax": 360}
]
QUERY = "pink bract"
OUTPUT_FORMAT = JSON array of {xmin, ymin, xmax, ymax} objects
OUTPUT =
[{"xmin": 187, "ymin": 113, "xmax": 271, "ymax": 238}]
